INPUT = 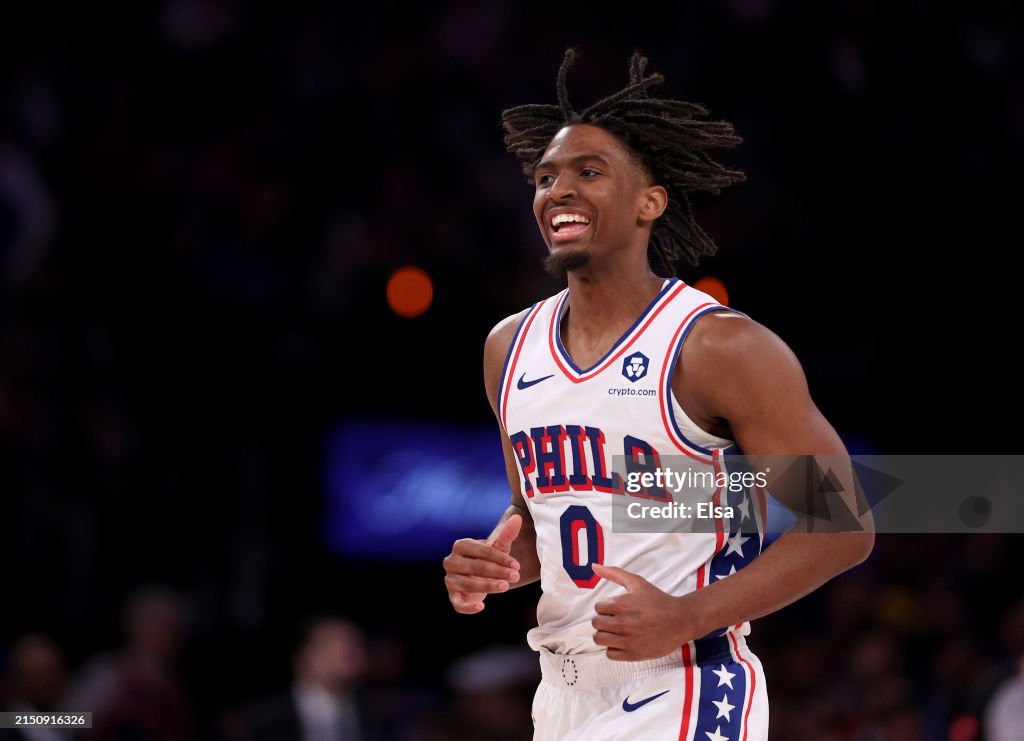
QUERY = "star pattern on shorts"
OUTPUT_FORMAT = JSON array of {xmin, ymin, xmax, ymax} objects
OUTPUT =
[
  {"xmin": 712, "ymin": 664, "xmax": 736, "ymax": 690},
  {"xmin": 705, "ymin": 725, "xmax": 729, "ymax": 741},
  {"xmin": 712, "ymin": 693, "xmax": 735, "ymax": 722}
]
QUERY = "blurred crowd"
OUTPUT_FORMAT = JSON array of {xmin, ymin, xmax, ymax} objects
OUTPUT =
[
  {"xmin": 2, "ymin": 534, "xmax": 1024, "ymax": 740},
  {"xmin": 2, "ymin": 0, "xmax": 1023, "ymax": 739}
]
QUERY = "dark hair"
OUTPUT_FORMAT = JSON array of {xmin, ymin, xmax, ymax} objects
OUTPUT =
[
  {"xmin": 292, "ymin": 613, "xmax": 352, "ymax": 653},
  {"xmin": 501, "ymin": 49, "xmax": 746, "ymax": 273}
]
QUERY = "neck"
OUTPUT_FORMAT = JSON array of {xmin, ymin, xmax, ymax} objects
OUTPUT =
[{"xmin": 563, "ymin": 262, "xmax": 667, "ymax": 339}]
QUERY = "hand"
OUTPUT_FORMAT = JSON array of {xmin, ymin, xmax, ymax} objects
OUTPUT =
[
  {"xmin": 591, "ymin": 563, "xmax": 694, "ymax": 660},
  {"xmin": 443, "ymin": 515, "xmax": 522, "ymax": 614}
]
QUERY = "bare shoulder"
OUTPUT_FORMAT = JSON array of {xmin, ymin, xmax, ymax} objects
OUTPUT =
[
  {"xmin": 685, "ymin": 311, "xmax": 803, "ymax": 371},
  {"xmin": 680, "ymin": 310, "xmax": 811, "ymax": 421},
  {"xmin": 483, "ymin": 309, "xmax": 532, "ymax": 413}
]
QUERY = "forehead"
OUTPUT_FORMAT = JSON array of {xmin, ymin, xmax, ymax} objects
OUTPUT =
[{"xmin": 539, "ymin": 124, "xmax": 640, "ymax": 168}]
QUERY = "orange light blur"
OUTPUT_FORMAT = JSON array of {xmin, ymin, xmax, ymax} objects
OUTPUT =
[
  {"xmin": 387, "ymin": 266, "xmax": 434, "ymax": 318},
  {"xmin": 693, "ymin": 276, "xmax": 730, "ymax": 306}
]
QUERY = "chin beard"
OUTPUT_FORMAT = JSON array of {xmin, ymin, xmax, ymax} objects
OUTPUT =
[{"xmin": 542, "ymin": 249, "xmax": 590, "ymax": 280}]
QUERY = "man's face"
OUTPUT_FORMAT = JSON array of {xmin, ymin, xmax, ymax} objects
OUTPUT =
[
  {"xmin": 532, "ymin": 124, "xmax": 652, "ymax": 276},
  {"xmin": 296, "ymin": 620, "xmax": 367, "ymax": 692}
]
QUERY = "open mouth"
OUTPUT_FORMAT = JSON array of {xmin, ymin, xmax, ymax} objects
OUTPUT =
[{"xmin": 550, "ymin": 212, "xmax": 591, "ymax": 241}]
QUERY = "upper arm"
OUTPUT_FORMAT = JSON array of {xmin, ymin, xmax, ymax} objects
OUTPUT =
[
  {"xmin": 680, "ymin": 312, "xmax": 846, "ymax": 457},
  {"xmin": 680, "ymin": 312, "xmax": 869, "ymax": 528},
  {"xmin": 483, "ymin": 311, "xmax": 528, "ymax": 418},
  {"xmin": 484, "ymin": 310, "xmax": 531, "ymax": 505}
]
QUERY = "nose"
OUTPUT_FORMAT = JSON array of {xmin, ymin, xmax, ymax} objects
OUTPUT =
[{"xmin": 549, "ymin": 174, "xmax": 577, "ymax": 201}]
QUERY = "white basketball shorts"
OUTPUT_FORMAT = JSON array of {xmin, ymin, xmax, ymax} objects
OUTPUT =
[{"xmin": 532, "ymin": 634, "xmax": 768, "ymax": 741}]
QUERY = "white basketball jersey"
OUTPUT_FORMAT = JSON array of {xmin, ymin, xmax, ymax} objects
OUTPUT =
[{"xmin": 498, "ymin": 278, "xmax": 765, "ymax": 654}]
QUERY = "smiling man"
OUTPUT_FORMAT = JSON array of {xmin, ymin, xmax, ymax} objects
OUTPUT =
[{"xmin": 442, "ymin": 49, "xmax": 873, "ymax": 740}]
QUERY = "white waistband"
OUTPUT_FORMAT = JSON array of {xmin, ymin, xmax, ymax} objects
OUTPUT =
[
  {"xmin": 538, "ymin": 634, "xmax": 744, "ymax": 691},
  {"xmin": 539, "ymin": 647, "xmax": 684, "ymax": 691}
]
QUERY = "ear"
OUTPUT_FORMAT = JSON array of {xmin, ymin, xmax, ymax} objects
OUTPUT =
[{"xmin": 638, "ymin": 184, "xmax": 668, "ymax": 224}]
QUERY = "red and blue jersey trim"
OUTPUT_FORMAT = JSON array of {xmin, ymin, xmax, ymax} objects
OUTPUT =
[
  {"xmin": 660, "ymin": 303, "xmax": 739, "ymax": 461},
  {"xmin": 548, "ymin": 278, "xmax": 687, "ymax": 382},
  {"xmin": 498, "ymin": 301, "xmax": 545, "ymax": 432}
]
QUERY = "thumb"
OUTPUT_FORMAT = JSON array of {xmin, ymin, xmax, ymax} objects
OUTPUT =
[
  {"xmin": 592, "ymin": 563, "xmax": 644, "ymax": 593},
  {"xmin": 489, "ymin": 514, "xmax": 522, "ymax": 554}
]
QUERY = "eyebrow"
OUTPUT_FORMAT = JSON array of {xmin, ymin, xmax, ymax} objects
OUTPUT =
[{"xmin": 534, "ymin": 153, "xmax": 612, "ymax": 173}]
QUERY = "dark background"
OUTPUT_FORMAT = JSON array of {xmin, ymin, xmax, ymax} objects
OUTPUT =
[{"xmin": 1, "ymin": 1, "xmax": 1022, "ymax": 739}]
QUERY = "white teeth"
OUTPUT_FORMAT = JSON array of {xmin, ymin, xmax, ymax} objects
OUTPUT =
[{"xmin": 551, "ymin": 213, "xmax": 591, "ymax": 228}]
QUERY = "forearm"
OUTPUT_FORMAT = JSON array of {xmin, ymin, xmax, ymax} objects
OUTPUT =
[
  {"xmin": 490, "ymin": 503, "xmax": 541, "ymax": 587},
  {"xmin": 677, "ymin": 528, "xmax": 874, "ymax": 640}
]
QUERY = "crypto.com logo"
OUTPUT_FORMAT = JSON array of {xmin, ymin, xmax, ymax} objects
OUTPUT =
[{"xmin": 622, "ymin": 352, "xmax": 649, "ymax": 383}]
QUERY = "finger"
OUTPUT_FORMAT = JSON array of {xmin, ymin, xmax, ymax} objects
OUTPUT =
[
  {"xmin": 591, "ymin": 616, "xmax": 623, "ymax": 634},
  {"xmin": 594, "ymin": 598, "xmax": 625, "ymax": 616},
  {"xmin": 450, "ymin": 592, "xmax": 486, "ymax": 614},
  {"xmin": 452, "ymin": 539, "xmax": 520, "ymax": 570},
  {"xmin": 445, "ymin": 573, "xmax": 510, "ymax": 594},
  {"xmin": 444, "ymin": 554, "xmax": 520, "ymax": 582},
  {"xmin": 593, "ymin": 630, "xmax": 627, "ymax": 649},
  {"xmin": 605, "ymin": 647, "xmax": 632, "ymax": 661},
  {"xmin": 592, "ymin": 563, "xmax": 643, "ymax": 593},
  {"xmin": 488, "ymin": 514, "xmax": 523, "ymax": 554}
]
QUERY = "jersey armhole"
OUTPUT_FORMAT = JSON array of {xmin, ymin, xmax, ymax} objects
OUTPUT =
[
  {"xmin": 496, "ymin": 303, "xmax": 541, "ymax": 433},
  {"xmin": 662, "ymin": 306, "xmax": 743, "ymax": 457}
]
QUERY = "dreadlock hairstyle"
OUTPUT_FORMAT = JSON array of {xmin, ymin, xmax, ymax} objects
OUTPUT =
[{"xmin": 502, "ymin": 49, "xmax": 746, "ymax": 274}]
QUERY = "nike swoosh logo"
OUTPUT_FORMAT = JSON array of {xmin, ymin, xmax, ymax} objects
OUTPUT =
[
  {"xmin": 622, "ymin": 690, "xmax": 670, "ymax": 712},
  {"xmin": 517, "ymin": 372, "xmax": 553, "ymax": 390}
]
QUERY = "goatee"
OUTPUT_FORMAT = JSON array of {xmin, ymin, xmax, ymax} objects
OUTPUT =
[{"xmin": 543, "ymin": 250, "xmax": 590, "ymax": 280}]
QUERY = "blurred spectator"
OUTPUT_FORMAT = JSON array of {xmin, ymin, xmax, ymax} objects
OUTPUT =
[
  {"xmin": 984, "ymin": 654, "xmax": 1024, "ymax": 741},
  {"xmin": 60, "ymin": 586, "xmax": 194, "ymax": 740},
  {"xmin": 0, "ymin": 633, "xmax": 69, "ymax": 741},
  {"xmin": 417, "ymin": 645, "xmax": 537, "ymax": 741},
  {"xmin": 0, "ymin": 138, "xmax": 57, "ymax": 294},
  {"xmin": 979, "ymin": 598, "xmax": 1024, "ymax": 741},
  {"xmin": 234, "ymin": 615, "xmax": 367, "ymax": 741}
]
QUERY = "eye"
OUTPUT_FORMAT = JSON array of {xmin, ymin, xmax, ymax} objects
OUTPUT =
[
  {"xmin": 580, "ymin": 168, "xmax": 599, "ymax": 177},
  {"xmin": 535, "ymin": 173, "xmax": 553, "ymax": 187}
]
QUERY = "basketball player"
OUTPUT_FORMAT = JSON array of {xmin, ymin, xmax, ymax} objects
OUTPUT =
[{"xmin": 442, "ymin": 50, "xmax": 874, "ymax": 740}]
